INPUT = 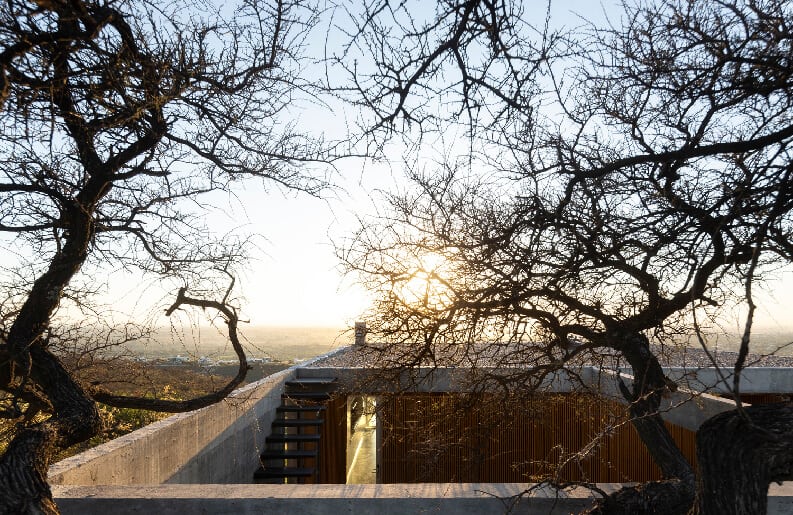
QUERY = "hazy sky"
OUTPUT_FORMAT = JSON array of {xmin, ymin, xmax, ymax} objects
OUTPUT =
[
  {"xmin": 216, "ymin": 0, "xmax": 793, "ymax": 332},
  {"xmin": 230, "ymin": 167, "xmax": 793, "ymax": 331},
  {"xmin": 158, "ymin": 0, "xmax": 792, "ymax": 332},
  {"xmin": 8, "ymin": 1, "xmax": 791, "ymax": 334}
]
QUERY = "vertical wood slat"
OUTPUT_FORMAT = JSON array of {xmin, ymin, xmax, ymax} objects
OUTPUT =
[
  {"xmin": 316, "ymin": 394, "xmax": 347, "ymax": 483},
  {"xmin": 378, "ymin": 393, "xmax": 697, "ymax": 484}
]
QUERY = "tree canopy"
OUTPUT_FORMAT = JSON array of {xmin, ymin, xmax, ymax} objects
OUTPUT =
[
  {"xmin": 0, "ymin": 0, "xmax": 335, "ymax": 511},
  {"xmin": 339, "ymin": 0, "xmax": 793, "ymax": 513},
  {"xmin": 2, "ymin": 0, "xmax": 792, "ymax": 513}
]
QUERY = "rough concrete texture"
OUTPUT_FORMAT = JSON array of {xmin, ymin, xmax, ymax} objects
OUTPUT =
[
  {"xmin": 297, "ymin": 366, "xmax": 583, "ymax": 393},
  {"xmin": 594, "ymin": 368, "xmax": 737, "ymax": 431},
  {"xmin": 664, "ymin": 367, "xmax": 793, "ymax": 394},
  {"xmin": 49, "ymin": 349, "xmax": 347, "ymax": 485},
  {"xmin": 52, "ymin": 483, "xmax": 600, "ymax": 514},
  {"xmin": 50, "ymin": 482, "xmax": 793, "ymax": 515},
  {"xmin": 304, "ymin": 364, "xmax": 793, "ymax": 395},
  {"xmin": 49, "ymin": 371, "xmax": 290, "ymax": 485}
]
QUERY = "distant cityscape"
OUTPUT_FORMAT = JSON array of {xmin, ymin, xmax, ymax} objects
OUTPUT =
[
  {"xmin": 121, "ymin": 326, "xmax": 347, "ymax": 368},
  {"xmin": 135, "ymin": 354, "xmax": 309, "ymax": 367}
]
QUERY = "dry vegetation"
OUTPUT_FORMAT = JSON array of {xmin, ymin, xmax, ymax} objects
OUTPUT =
[{"xmin": 0, "ymin": 359, "xmax": 289, "ymax": 461}]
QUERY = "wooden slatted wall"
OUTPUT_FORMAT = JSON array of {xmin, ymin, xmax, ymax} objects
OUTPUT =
[
  {"xmin": 317, "ymin": 394, "xmax": 347, "ymax": 484},
  {"xmin": 378, "ymin": 393, "xmax": 697, "ymax": 483}
]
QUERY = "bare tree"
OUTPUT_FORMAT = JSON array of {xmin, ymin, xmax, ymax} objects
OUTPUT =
[
  {"xmin": 337, "ymin": 0, "xmax": 793, "ymax": 513},
  {"xmin": 0, "ymin": 0, "xmax": 335, "ymax": 512}
]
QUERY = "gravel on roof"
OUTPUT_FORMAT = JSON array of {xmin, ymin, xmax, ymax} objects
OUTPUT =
[{"xmin": 311, "ymin": 342, "xmax": 793, "ymax": 369}]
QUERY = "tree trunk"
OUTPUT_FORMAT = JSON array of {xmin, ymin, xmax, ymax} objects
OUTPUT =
[
  {"xmin": 617, "ymin": 332, "xmax": 695, "ymax": 483},
  {"xmin": 0, "ymin": 161, "xmax": 106, "ymax": 512},
  {"xmin": 0, "ymin": 426, "xmax": 60, "ymax": 515},
  {"xmin": 693, "ymin": 402, "xmax": 793, "ymax": 515},
  {"xmin": 0, "ymin": 346, "xmax": 102, "ymax": 514},
  {"xmin": 588, "ymin": 331, "xmax": 696, "ymax": 514},
  {"xmin": 584, "ymin": 479, "xmax": 694, "ymax": 515}
]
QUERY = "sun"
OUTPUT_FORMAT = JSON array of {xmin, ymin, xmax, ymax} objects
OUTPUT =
[{"xmin": 394, "ymin": 252, "xmax": 455, "ymax": 309}]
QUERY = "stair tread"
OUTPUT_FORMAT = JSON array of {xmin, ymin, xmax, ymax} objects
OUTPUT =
[
  {"xmin": 260, "ymin": 449, "xmax": 318, "ymax": 459},
  {"xmin": 272, "ymin": 418, "xmax": 324, "ymax": 427},
  {"xmin": 282, "ymin": 392, "xmax": 331, "ymax": 399},
  {"xmin": 276, "ymin": 405, "xmax": 327, "ymax": 413},
  {"xmin": 266, "ymin": 433, "xmax": 321, "ymax": 442},
  {"xmin": 254, "ymin": 466, "xmax": 315, "ymax": 478}
]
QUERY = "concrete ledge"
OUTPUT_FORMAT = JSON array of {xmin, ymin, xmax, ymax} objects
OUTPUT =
[
  {"xmin": 303, "ymin": 364, "xmax": 793, "ymax": 395},
  {"xmin": 51, "ymin": 483, "xmax": 602, "ymax": 514},
  {"xmin": 298, "ymin": 366, "xmax": 584, "ymax": 393},
  {"xmin": 664, "ymin": 367, "xmax": 793, "ymax": 394},
  {"xmin": 769, "ymin": 483, "xmax": 793, "ymax": 514},
  {"xmin": 304, "ymin": 365, "xmax": 745, "ymax": 431},
  {"xmin": 594, "ymin": 369, "xmax": 737, "ymax": 431},
  {"xmin": 50, "ymin": 482, "xmax": 793, "ymax": 515}
]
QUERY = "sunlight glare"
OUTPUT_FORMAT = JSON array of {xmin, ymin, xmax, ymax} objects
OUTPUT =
[{"xmin": 394, "ymin": 251, "xmax": 455, "ymax": 310}]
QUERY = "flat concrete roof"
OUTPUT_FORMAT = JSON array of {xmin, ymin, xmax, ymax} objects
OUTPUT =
[{"xmin": 315, "ymin": 342, "xmax": 793, "ymax": 369}]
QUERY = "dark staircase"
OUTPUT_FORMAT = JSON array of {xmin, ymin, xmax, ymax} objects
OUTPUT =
[{"xmin": 254, "ymin": 376, "xmax": 338, "ymax": 484}]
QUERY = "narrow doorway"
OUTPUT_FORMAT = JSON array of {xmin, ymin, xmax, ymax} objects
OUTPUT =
[{"xmin": 346, "ymin": 395, "xmax": 377, "ymax": 483}]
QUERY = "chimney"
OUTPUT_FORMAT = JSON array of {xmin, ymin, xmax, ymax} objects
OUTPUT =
[{"xmin": 354, "ymin": 321, "xmax": 367, "ymax": 346}]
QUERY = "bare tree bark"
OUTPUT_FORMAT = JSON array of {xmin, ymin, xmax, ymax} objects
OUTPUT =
[
  {"xmin": 0, "ymin": 177, "xmax": 103, "ymax": 514},
  {"xmin": 583, "ymin": 332, "xmax": 696, "ymax": 515},
  {"xmin": 694, "ymin": 402, "xmax": 793, "ymax": 515},
  {"xmin": 585, "ymin": 479, "xmax": 693, "ymax": 515},
  {"xmin": 617, "ymin": 333, "xmax": 694, "ymax": 484}
]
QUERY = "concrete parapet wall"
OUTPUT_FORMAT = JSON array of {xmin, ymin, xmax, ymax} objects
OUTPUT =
[
  {"xmin": 49, "ymin": 349, "xmax": 347, "ymax": 486},
  {"xmin": 593, "ymin": 369, "xmax": 737, "ymax": 431},
  {"xmin": 303, "ymin": 361, "xmax": 793, "ymax": 397},
  {"xmin": 50, "ymin": 482, "xmax": 793, "ymax": 515},
  {"xmin": 303, "ymin": 365, "xmax": 751, "ymax": 431},
  {"xmin": 663, "ymin": 367, "xmax": 793, "ymax": 394},
  {"xmin": 298, "ymin": 366, "xmax": 583, "ymax": 393},
  {"xmin": 49, "ymin": 369, "xmax": 293, "ymax": 485}
]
